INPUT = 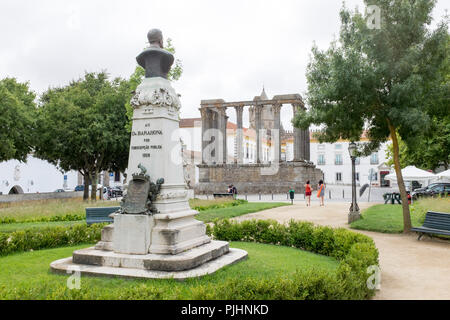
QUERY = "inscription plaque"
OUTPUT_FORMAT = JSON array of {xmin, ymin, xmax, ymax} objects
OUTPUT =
[{"xmin": 121, "ymin": 176, "xmax": 151, "ymax": 214}]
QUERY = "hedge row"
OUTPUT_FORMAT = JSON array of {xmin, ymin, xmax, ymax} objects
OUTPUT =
[
  {"xmin": 192, "ymin": 199, "xmax": 247, "ymax": 212},
  {"xmin": 0, "ymin": 214, "xmax": 85, "ymax": 225},
  {"xmin": 207, "ymin": 219, "xmax": 379, "ymax": 300},
  {"xmin": 0, "ymin": 224, "xmax": 104, "ymax": 256}
]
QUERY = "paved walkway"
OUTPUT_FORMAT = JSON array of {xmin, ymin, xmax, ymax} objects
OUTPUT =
[{"xmin": 232, "ymin": 202, "xmax": 450, "ymax": 300}]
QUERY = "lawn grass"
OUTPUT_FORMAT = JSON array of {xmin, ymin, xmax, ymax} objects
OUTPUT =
[
  {"xmin": 351, "ymin": 198, "xmax": 450, "ymax": 233},
  {"xmin": 0, "ymin": 198, "xmax": 120, "ymax": 222},
  {"xmin": 0, "ymin": 241, "xmax": 338, "ymax": 300},
  {"xmin": 0, "ymin": 198, "xmax": 287, "ymax": 232},
  {"xmin": 196, "ymin": 202, "xmax": 290, "ymax": 223}
]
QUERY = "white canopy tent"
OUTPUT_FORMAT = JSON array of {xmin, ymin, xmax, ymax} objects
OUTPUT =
[
  {"xmin": 385, "ymin": 166, "xmax": 437, "ymax": 190},
  {"xmin": 436, "ymin": 169, "xmax": 450, "ymax": 178}
]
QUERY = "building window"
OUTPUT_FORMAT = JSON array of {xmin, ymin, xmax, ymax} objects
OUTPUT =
[
  {"xmin": 336, "ymin": 172, "xmax": 342, "ymax": 182},
  {"xmin": 373, "ymin": 172, "xmax": 378, "ymax": 181},
  {"xmin": 317, "ymin": 154, "xmax": 325, "ymax": 165},
  {"xmin": 370, "ymin": 153, "xmax": 379, "ymax": 165},
  {"xmin": 356, "ymin": 172, "xmax": 360, "ymax": 181},
  {"xmin": 335, "ymin": 154, "xmax": 343, "ymax": 165},
  {"xmin": 335, "ymin": 144, "xmax": 342, "ymax": 150},
  {"xmin": 246, "ymin": 144, "xmax": 249, "ymax": 159},
  {"xmin": 355, "ymin": 157, "xmax": 360, "ymax": 165}
]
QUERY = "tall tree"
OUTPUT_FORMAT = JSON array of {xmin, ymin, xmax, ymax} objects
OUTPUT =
[
  {"xmin": 35, "ymin": 72, "xmax": 131, "ymax": 201},
  {"xmin": 0, "ymin": 78, "xmax": 36, "ymax": 162},
  {"xmin": 294, "ymin": 0, "xmax": 449, "ymax": 233}
]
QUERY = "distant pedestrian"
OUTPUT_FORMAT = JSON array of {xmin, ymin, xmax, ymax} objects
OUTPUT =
[
  {"xmin": 231, "ymin": 185, "xmax": 238, "ymax": 200},
  {"xmin": 304, "ymin": 180, "xmax": 313, "ymax": 206},
  {"xmin": 227, "ymin": 185, "xmax": 233, "ymax": 194},
  {"xmin": 288, "ymin": 187, "xmax": 295, "ymax": 204},
  {"xmin": 317, "ymin": 180, "xmax": 325, "ymax": 206}
]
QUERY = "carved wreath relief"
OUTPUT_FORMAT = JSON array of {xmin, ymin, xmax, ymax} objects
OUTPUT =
[{"xmin": 131, "ymin": 87, "xmax": 180, "ymax": 111}]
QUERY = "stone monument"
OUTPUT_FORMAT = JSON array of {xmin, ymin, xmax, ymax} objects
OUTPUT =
[{"xmin": 50, "ymin": 29, "xmax": 247, "ymax": 279}]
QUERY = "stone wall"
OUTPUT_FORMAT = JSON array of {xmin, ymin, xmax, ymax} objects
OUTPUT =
[
  {"xmin": 0, "ymin": 191, "xmax": 84, "ymax": 203},
  {"xmin": 194, "ymin": 162, "xmax": 323, "ymax": 194}
]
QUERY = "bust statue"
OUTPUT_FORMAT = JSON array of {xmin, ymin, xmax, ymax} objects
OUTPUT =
[{"xmin": 136, "ymin": 29, "xmax": 174, "ymax": 79}]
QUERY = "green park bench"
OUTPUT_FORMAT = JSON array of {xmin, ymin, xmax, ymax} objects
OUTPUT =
[
  {"xmin": 383, "ymin": 192, "xmax": 402, "ymax": 204},
  {"xmin": 411, "ymin": 211, "xmax": 450, "ymax": 240},
  {"xmin": 85, "ymin": 206, "xmax": 120, "ymax": 225}
]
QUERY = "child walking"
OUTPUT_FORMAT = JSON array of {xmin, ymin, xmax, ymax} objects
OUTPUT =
[{"xmin": 317, "ymin": 180, "xmax": 325, "ymax": 206}]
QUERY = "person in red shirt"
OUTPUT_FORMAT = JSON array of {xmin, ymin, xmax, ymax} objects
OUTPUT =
[{"xmin": 304, "ymin": 180, "xmax": 313, "ymax": 206}]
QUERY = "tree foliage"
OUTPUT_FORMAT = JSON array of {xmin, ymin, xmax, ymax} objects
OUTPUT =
[
  {"xmin": 0, "ymin": 78, "xmax": 36, "ymax": 162},
  {"xmin": 387, "ymin": 117, "xmax": 450, "ymax": 170},
  {"xmin": 293, "ymin": 0, "xmax": 449, "ymax": 232},
  {"xmin": 35, "ymin": 72, "xmax": 131, "ymax": 200}
]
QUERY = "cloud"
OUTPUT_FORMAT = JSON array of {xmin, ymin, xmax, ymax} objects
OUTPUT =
[{"xmin": 0, "ymin": 0, "xmax": 447, "ymax": 131}]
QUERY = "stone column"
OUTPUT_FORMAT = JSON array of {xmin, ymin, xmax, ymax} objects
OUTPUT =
[
  {"xmin": 217, "ymin": 106, "xmax": 227, "ymax": 164},
  {"xmin": 255, "ymin": 104, "xmax": 262, "ymax": 164},
  {"xmin": 305, "ymin": 127, "xmax": 310, "ymax": 161},
  {"xmin": 234, "ymin": 105, "xmax": 244, "ymax": 164},
  {"xmin": 273, "ymin": 104, "xmax": 282, "ymax": 162},
  {"xmin": 199, "ymin": 107, "xmax": 209, "ymax": 164},
  {"xmin": 292, "ymin": 104, "xmax": 303, "ymax": 161}
]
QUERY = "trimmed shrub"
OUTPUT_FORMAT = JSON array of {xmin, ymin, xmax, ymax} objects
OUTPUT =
[
  {"xmin": 0, "ymin": 224, "xmax": 104, "ymax": 256},
  {"xmin": 210, "ymin": 219, "xmax": 379, "ymax": 299},
  {"xmin": 0, "ymin": 214, "xmax": 85, "ymax": 225}
]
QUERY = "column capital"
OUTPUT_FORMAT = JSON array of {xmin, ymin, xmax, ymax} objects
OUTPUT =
[
  {"xmin": 291, "ymin": 103, "xmax": 303, "ymax": 114},
  {"xmin": 216, "ymin": 105, "xmax": 227, "ymax": 116},
  {"xmin": 234, "ymin": 104, "xmax": 245, "ymax": 113},
  {"xmin": 199, "ymin": 107, "xmax": 209, "ymax": 118},
  {"xmin": 273, "ymin": 103, "xmax": 282, "ymax": 114}
]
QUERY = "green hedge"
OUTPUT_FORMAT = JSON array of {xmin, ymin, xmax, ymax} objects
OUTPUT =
[
  {"xmin": 208, "ymin": 219, "xmax": 379, "ymax": 300},
  {"xmin": 0, "ymin": 224, "xmax": 104, "ymax": 256},
  {"xmin": 0, "ymin": 214, "xmax": 85, "ymax": 225}
]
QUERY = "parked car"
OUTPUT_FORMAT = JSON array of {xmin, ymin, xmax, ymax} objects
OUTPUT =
[
  {"xmin": 411, "ymin": 183, "xmax": 450, "ymax": 200},
  {"xmin": 74, "ymin": 185, "xmax": 84, "ymax": 192},
  {"xmin": 110, "ymin": 186, "xmax": 123, "ymax": 198},
  {"xmin": 54, "ymin": 189, "xmax": 65, "ymax": 193},
  {"xmin": 405, "ymin": 180, "xmax": 422, "ymax": 191}
]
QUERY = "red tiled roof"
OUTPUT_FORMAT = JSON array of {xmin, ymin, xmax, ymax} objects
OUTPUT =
[{"xmin": 179, "ymin": 118, "xmax": 202, "ymax": 128}]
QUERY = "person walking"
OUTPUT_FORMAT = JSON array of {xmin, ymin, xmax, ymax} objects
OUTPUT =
[
  {"xmin": 304, "ymin": 180, "xmax": 313, "ymax": 206},
  {"xmin": 288, "ymin": 187, "xmax": 295, "ymax": 205},
  {"xmin": 317, "ymin": 180, "xmax": 325, "ymax": 206},
  {"xmin": 231, "ymin": 185, "xmax": 238, "ymax": 200}
]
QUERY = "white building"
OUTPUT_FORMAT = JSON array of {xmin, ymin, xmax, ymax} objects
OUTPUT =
[{"xmin": 0, "ymin": 155, "xmax": 78, "ymax": 195}]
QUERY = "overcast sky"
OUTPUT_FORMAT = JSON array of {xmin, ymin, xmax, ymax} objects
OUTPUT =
[{"xmin": 1, "ymin": 0, "xmax": 447, "ymax": 129}]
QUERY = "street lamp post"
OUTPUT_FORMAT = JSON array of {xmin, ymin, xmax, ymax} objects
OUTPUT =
[{"xmin": 348, "ymin": 142, "xmax": 360, "ymax": 223}]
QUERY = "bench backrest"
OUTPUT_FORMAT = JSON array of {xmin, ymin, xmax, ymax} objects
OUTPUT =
[
  {"xmin": 423, "ymin": 211, "xmax": 450, "ymax": 231},
  {"xmin": 86, "ymin": 206, "xmax": 120, "ymax": 225}
]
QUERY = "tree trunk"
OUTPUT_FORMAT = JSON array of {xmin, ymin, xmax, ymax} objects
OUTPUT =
[
  {"xmin": 388, "ymin": 122, "xmax": 412, "ymax": 233},
  {"xmin": 83, "ymin": 173, "xmax": 90, "ymax": 201},
  {"xmin": 90, "ymin": 171, "xmax": 98, "ymax": 201}
]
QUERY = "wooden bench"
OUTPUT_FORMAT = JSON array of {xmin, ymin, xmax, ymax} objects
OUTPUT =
[
  {"xmin": 213, "ymin": 193, "xmax": 234, "ymax": 199},
  {"xmin": 411, "ymin": 211, "xmax": 450, "ymax": 240},
  {"xmin": 86, "ymin": 206, "xmax": 120, "ymax": 225}
]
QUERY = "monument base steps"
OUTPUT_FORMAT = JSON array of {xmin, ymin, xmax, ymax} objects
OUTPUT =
[{"xmin": 51, "ymin": 241, "xmax": 247, "ymax": 280}]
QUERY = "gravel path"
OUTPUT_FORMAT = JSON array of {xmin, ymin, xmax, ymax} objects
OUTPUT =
[{"xmin": 232, "ymin": 202, "xmax": 450, "ymax": 300}]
